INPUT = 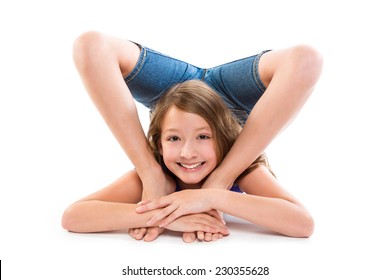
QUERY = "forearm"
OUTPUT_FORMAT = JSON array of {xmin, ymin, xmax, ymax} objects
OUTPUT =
[
  {"xmin": 210, "ymin": 190, "xmax": 314, "ymax": 237},
  {"xmin": 74, "ymin": 37, "xmax": 163, "ymax": 187},
  {"xmin": 204, "ymin": 48, "xmax": 322, "ymax": 189},
  {"xmin": 87, "ymin": 86, "xmax": 169, "ymax": 197},
  {"xmin": 205, "ymin": 83, "xmax": 309, "ymax": 189},
  {"xmin": 99, "ymin": 95, "xmax": 161, "ymax": 180},
  {"xmin": 62, "ymin": 200, "xmax": 158, "ymax": 233},
  {"xmin": 86, "ymin": 79, "xmax": 163, "ymax": 181}
]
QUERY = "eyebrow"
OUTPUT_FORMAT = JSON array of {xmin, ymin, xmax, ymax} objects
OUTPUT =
[{"xmin": 162, "ymin": 126, "xmax": 212, "ymax": 133}]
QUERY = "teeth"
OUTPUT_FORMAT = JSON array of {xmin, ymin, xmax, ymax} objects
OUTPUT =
[{"xmin": 180, "ymin": 162, "xmax": 203, "ymax": 169}]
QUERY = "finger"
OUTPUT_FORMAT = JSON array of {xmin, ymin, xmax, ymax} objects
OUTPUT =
[
  {"xmin": 136, "ymin": 198, "xmax": 171, "ymax": 213},
  {"xmin": 137, "ymin": 199, "xmax": 151, "ymax": 206},
  {"xmin": 206, "ymin": 210, "xmax": 226, "ymax": 224},
  {"xmin": 218, "ymin": 211, "xmax": 226, "ymax": 225},
  {"xmin": 206, "ymin": 210, "xmax": 219, "ymax": 219},
  {"xmin": 182, "ymin": 232, "xmax": 196, "ymax": 243},
  {"xmin": 198, "ymin": 213, "xmax": 227, "ymax": 230},
  {"xmin": 158, "ymin": 205, "xmax": 192, "ymax": 227},
  {"xmin": 183, "ymin": 215, "xmax": 228, "ymax": 234},
  {"xmin": 217, "ymin": 224, "xmax": 230, "ymax": 236},
  {"xmin": 147, "ymin": 204, "xmax": 178, "ymax": 226}
]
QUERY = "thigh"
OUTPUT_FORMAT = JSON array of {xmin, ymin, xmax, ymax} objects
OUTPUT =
[
  {"xmin": 124, "ymin": 44, "xmax": 204, "ymax": 108},
  {"xmin": 204, "ymin": 50, "xmax": 271, "ymax": 114}
]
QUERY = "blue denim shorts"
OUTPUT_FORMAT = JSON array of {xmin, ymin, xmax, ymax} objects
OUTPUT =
[{"xmin": 124, "ymin": 43, "xmax": 270, "ymax": 125}]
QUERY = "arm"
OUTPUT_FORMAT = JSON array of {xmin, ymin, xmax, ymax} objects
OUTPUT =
[
  {"xmin": 202, "ymin": 46, "xmax": 323, "ymax": 190},
  {"xmin": 210, "ymin": 192, "xmax": 313, "ymax": 238},
  {"xmin": 137, "ymin": 166, "xmax": 314, "ymax": 238},
  {"xmin": 211, "ymin": 194, "xmax": 314, "ymax": 238},
  {"xmin": 62, "ymin": 200, "xmax": 157, "ymax": 233},
  {"xmin": 61, "ymin": 170, "xmax": 228, "ymax": 235},
  {"xmin": 62, "ymin": 200, "xmax": 228, "ymax": 235},
  {"xmin": 73, "ymin": 32, "xmax": 173, "ymax": 199},
  {"xmin": 62, "ymin": 170, "xmax": 152, "ymax": 233}
]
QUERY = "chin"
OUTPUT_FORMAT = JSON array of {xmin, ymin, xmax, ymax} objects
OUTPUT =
[{"xmin": 176, "ymin": 177, "xmax": 205, "ymax": 189}]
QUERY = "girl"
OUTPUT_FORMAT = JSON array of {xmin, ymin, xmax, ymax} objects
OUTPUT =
[
  {"xmin": 70, "ymin": 31, "xmax": 322, "ymax": 241},
  {"xmin": 62, "ymin": 80, "xmax": 314, "ymax": 242}
]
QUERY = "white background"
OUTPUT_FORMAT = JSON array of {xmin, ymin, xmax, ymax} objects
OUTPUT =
[{"xmin": 1, "ymin": 0, "xmax": 389, "ymax": 279}]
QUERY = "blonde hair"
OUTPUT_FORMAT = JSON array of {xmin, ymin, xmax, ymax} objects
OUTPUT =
[{"xmin": 147, "ymin": 80, "xmax": 274, "ymax": 180}]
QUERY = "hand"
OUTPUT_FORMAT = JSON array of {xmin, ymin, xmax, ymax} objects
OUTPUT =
[
  {"xmin": 129, "ymin": 173, "xmax": 175, "ymax": 240},
  {"xmin": 136, "ymin": 189, "xmax": 215, "ymax": 227},
  {"xmin": 164, "ymin": 213, "xmax": 229, "ymax": 238}
]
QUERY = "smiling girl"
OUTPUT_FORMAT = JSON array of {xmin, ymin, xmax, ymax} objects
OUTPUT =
[
  {"xmin": 69, "ymin": 32, "xmax": 322, "ymax": 242},
  {"xmin": 62, "ymin": 80, "xmax": 313, "ymax": 242}
]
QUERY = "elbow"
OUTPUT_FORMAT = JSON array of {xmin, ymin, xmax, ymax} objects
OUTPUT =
[
  {"xmin": 295, "ymin": 212, "xmax": 315, "ymax": 238},
  {"xmin": 61, "ymin": 204, "xmax": 83, "ymax": 233}
]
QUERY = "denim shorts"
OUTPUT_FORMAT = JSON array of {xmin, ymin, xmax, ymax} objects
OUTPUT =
[{"xmin": 124, "ymin": 43, "xmax": 271, "ymax": 125}]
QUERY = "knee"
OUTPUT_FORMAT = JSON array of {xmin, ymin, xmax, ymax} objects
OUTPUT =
[
  {"xmin": 288, "ymin": 45, "xmax": 323, "ymax": 87},
  {"xmin": 73, "ymin": 31, "xmax": 108, "ymax": 71}
]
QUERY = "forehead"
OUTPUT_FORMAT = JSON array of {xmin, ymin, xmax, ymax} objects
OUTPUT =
[{"xmin": 161, "ymin": 106, "xmax": 211, "ymax": 131}]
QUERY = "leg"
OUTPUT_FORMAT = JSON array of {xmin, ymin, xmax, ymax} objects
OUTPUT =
[
  {"xmin": 203, "ymin": 45, "xmax": 323, "ymax": 188},
  {"xmin": 73, "ymin": 31, "xmax": 173, "ymax": 199}
]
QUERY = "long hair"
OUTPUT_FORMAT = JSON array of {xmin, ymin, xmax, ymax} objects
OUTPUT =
[{"xmin": 147, "ymin": 80, "xmax": 274, "ymax": 181}]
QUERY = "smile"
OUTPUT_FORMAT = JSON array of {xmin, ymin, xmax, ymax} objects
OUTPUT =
[{"xmin": 178, "ymin": 162, "xmax": 205, "ymax": 170}]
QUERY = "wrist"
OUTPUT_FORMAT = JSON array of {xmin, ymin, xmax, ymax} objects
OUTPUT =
[
  {"xmin": 136, "ymin": 154, "xmax": 163, "ymax": 181},
  {"xmin": 205, "ymin": 189, "xmax": 221, "ymax": 209},
  {"xmin": 205, "ymin": 189, "xmax": 228, "ymax": 213},
  {"xmin": 202, "ymin": 167, "xmax": 235, "ymax": 190},
  {"xmin": 139, "ymin": 164, "xmax": 175, "ymax": 199}
]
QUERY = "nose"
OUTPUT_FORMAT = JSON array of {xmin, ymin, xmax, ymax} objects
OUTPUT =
[{"xmin": 180, "ymin": 140, "xmax": 197, "ymax": 159}]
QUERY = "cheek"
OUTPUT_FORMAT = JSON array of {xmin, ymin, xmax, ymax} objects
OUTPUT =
[
  {"xmin": 211, "ymin": 142, "xmax": 220, "ymax": 160},
  {"xmin": 205, "ymin": 144, "xmax": 219, "ymax": 163},
  {"xmin": 160, "ymin": 143, "xmax": 176, "ymax": 161}
]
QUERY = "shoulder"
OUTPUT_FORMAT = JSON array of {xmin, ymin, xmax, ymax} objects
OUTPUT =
[
  {"xmin": 78, "ymin": 169, "xmax": 143, "ymax": 204},
  {"xmin": 236, "ymin": 165, "xmax": 274, "ymax": 195},
  {"xmin": 236, "ymin": 165, "xmax": 299, "ymax": 204}
]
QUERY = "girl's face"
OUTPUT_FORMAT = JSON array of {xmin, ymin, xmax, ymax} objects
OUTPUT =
[{"xmin": 159, "ymin": 106, "xmax": 218, "ymax": 189}]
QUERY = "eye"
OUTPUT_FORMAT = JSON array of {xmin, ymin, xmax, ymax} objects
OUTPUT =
[
  {"xmin": 198, "ymin": 134, "xmax": 211, "ymax": 140},
  {"xmin": 167, "ymin": 136, "xmax": 180, "ymax": 142}
]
